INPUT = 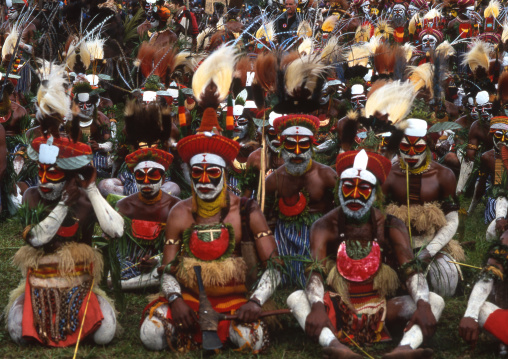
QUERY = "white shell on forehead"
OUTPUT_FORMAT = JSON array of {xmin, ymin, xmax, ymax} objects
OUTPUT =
[
  {"xmin": 39, "ymin": 136, "xmax": 59, "ymax": 165},
  {"xmin": 134, "ymin": 160, "xmax": 165, "ymax": 173},
  {"xmin": 77, "ymin": 93, "xmax": 90, "ymax": 102},
  {"xmin": 86, "ymin": 74, "xmax": 99, "ymax": 86},
  {"xmin": 269, "ymin": 112, "xmax": 284, "ymax": 126},
  {"xmin": 233, "ymin": 104, "xmax": 244, "ymax": 116},
  {"xmin": 281, "ymin": 126, "xmax": 314, "ymax": 137},
  {"xmin": 190, "ymin": 153, "xmax": 226, "ymax": 167},
  {"xmin": 476, "ymin": 91, "xmax": 490, "ymax": 106}
]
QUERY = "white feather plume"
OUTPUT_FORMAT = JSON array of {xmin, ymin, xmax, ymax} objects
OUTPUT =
[
  {"xmin": 364, "ymin": 80, "xmax": 416, "ymax": 125},
  {"xmin": 36, "ymin": 64, "xmax": 71, "ymax": 120}
]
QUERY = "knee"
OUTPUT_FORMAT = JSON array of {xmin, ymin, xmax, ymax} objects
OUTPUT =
[
  {"xmin": 229, "ymin": 322, "xmax": 266, "ymax": 352},
  {"xmin": 140, "ymin": 306, "xmax": 170, "ymax": 351},
  {"xmin": 93, "ymin": 295, "xmax": 117, "ymax": 345},
  {"xmin": 8, "ymin": 294, "xmax": 27, "ymax": 346},
  {"xmin": 429, "ymin": 292, "xmax": 445, "ymax": 319},
  {"xmin": 286, "ymin": 290, "xmax": 306, "ymax": 308}
]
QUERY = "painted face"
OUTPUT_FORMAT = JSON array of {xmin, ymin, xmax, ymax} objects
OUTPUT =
[
  {"xmin": 493, "ymin": 129, "xmax": 508, "ymax": 151},
  {"xmin": 361, "ymin": 2, "xmax": 371, "ymax": 17},
  {"xmin": 8, "ymin": 7, "xmax": 19, "ymax": 21},
  {"xmin": 233, "ymin": 116, "xmax": 249, "ymax": 139},
  {"xmin": 465, "ymin": 6, "xmax": 474, "ymax": 19},
  {"xmin": 473, "ymin": 92, "xmax": 493, "ymax": 123},
  {"xmin": 191, "ymin": 164, "xmax": 225, "ymax": 201},
  {"xmin": 421, "ymin": 34, "xmax": 438, "ymax": 52},
  {"xmin": 351, "ymin": 93, "xmax": 367, "ymax": 109},
  {"xmin": 408, "ymin": 4, "xmax": 418, "ymax": 17},
  {"xmin": 37, "ymin": 164, "xmax": 66, "ymax": 201},
  {"xmin": 266, "ymin": 126, "xmax": 280, "ymax": 153},
  {"xmin": 135, "ymin": 167, "xmax": 164, "ymax": 198},
  {"xmin": 339, "ymin": 178, "xmax": 376, "ymax": 219},
  {"xmin": 392, "ymin": 4, "xmax": 407, "ymax": 25},
  {"xmin": 282, "ymin": 135, "xmax": 313, "ymax": 175},
  {"xmin": 399, "ymin": 136, "xmax": 428, "ymax": 168},
  {"xmin": 77, "ymin": 94, "xmax": 96, "ymax": 118}
]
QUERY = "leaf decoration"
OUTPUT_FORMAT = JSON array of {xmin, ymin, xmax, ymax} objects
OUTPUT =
[{"xmin": 427, "ymin": 121, "xmax": 463, "ymax": 133}]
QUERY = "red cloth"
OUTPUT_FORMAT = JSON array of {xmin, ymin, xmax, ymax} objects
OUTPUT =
[
  {"xmin": 22, "ymin": 276, "xmax": 104, "ymax": 347},
  {"xmin": 484, "ymin": 308, "xmax": 508, "ymax": 345}
]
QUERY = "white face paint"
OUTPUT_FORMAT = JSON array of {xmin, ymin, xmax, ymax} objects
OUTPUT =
[
  {"xmin": 421, "ymin": 34, "xmax": 438, "ymax": 52},
  {"xmin": 465, "ymin": 6, "xmax": 474, "ymax": 19},
  {"xmin": 281, "ymin": 136, "xmax": 313, "ymax": 176},
  {"xmin": 339, "ymin": 180, "xmax": 377, "ymax": 219},
  {"xmin": 399, "ymin": 136, "xmax": 428, "ymax": 169},
  {"xmin": 408, "ymin": 4, "xmax": 418, "ymax": 17},
  {"xmin": 233, "ymin": 117, "xmax": 249, "ymax": 139},
  {"xmin": 361, "ymin": 2, "xmax": 371, "ymax": 17},
  {"xmin": 135, "ymin": 167, "xmax": 164, "ymax": 199},
  {"xmin": 191, "ymin": 165, "xmax": 225, "ymax": 201},
  {"xmin": 8, "ymin": 8, "xmax": 18, "ymax": 21},
  {"xmin": 38, "ymin": 181, "xmax": 66, "ymax": 202}
]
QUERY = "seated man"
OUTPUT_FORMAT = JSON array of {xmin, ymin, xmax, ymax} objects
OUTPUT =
[
  {"xmin": 140, "ymin": 132, "xmax": 281, "ymax": 352},
  {"xmin": 459, "ymin": 229, "xmax": 508, "ymax": 357},
  {"xmin": 115, "ymin": 148, "xmax": 180, "ymax": 290},
  {"xmin": 288, "ymin": 150, "xmax": 445, "ymax": 359},
  {"xmin": 6, "ymin": 135, "xmax": 123, "ymax": 347}
]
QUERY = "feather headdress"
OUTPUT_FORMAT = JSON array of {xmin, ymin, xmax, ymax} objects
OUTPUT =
[
  {"xmin": 196, "ymin": 27, "xmax": 214, "ymax": 51},
  {"xmin": 297, "ymin": 20, "xmax": 313, "ymax": 37},
  {"xmin": 409, "ymin": 63, "xmax": 434, "ymax": 94},
  {"xmin": 36, "ymin": 64, "xmax": 70, "ymax": 121},
  {"xmin": 346, "ymin": 44, "xmax": 371, "ymax": 67},
  {"xmin": 364, "ymin": 80, "xmax": 416, "ymax": 125},
  {"xmin": 65, "ymin": 36, "xmax": 91, "ymax": 73},
  {"xmin": 256, "ymin": 21, "xmax": 275, "ymax": 41},
  {"xmin": 355, "ymin": 23, "xmax": 372, "ymax": 43},
  {"xmin": 462, "ymin": 40, "xmax": 492, "ymax": 73},
  {"xmin": 403, "ymin": 43, "xmax": 414, "ymax": 61},
  {"xmin": 86, "ymin": 36, "xmax": 106, "ymax": 61},
  {"xmin": 322, "ymin": 15, "xmax": 339, "ymax": 33},
  {"xmin": 423, "ymin": 8, "xmax": 441, "ymax": 20},
  {"xmin": 502, "ymin": 21, "xmax": 508, "ymax": 43},
  {"xmin": 408, "ymin": 13, "xmax": 420, "ymax": 35},
  {"xmin": 484, "ymin": 0, "xmax": 501, "ymax": 18},
  {"xmin": 374, "ymin": 20, "xmax": 394, "ymax": 40},
  {"xmin": 435, "ymin": 41, "xmax": 456, "ymax": 59},
  {"xmin": 321, "ymin": 36, "xmax": 342, "ymax": 64},
  {"xmin": 192, "ymin": 45, "xmax": 239, "ymax": 108},
  {"xmin": 298, "ymin": 37, "xmax": 314, "ymax": 55},
  {"xmin": 135, "ymin": 42, "xmax": 175, "ymax": 80},
  {"xmin": 1, "ymin": 25, "xmax": 19, "ymax": 61}
]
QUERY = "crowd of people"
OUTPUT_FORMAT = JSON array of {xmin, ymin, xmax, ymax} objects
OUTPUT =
[{"xmin": 2, "ymin": 0, "xmax": 508, "ymax": 357}]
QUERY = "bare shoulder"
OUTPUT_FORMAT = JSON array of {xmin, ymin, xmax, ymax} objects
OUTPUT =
[
  {"xmin": 116, "ymin": 193, "xmax": 136, "ymax": 213},
  {"xmin": 246, "ymin": 148, "xmax": 261, "ymax": 169},
  {"xmin": 432, "ymin": 161, "xmax": 456, "ymax": 181},
  {"xmin": 311, "ymin": 207, "xmax": 339, "ymax": 233}
]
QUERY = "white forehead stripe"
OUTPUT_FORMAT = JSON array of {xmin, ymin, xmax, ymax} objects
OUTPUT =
[
  {"xmin": 340, "ymin": 149, "xmax": 376, "ymax": 184},
  {"xmin": 190, "ymin": 153, "xmax": 226, "ymax": 167},
  {"xmin": 281, "ymin": 126, "xmax": 313, "ymax": 137},
  {"xmin": 134, "ymin": 160, "xmax": 165, "ymax": 172},
  {"xmin": 491, "ymin": 123, "xmax": 508, "ymax": 131}
]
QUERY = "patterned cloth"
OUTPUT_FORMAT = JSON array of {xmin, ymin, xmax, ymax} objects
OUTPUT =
[
  {"xmin": 93, "ymin": 152, "xmax": 111, "ymax": 178},
  {"xmin": 485, "ymin": 197, "xmax": 496, "ymax": 224},
  {"xmin": 274, "ymin": 219, "xmax": 312, "ymax": 287},
  {"xmin": 117, "ymin": 238, "xmax": 158, "ymax": 280}
]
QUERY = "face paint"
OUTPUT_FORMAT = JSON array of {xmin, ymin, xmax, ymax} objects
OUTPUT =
[
  {"xmin": 37, "ymin": 164, "xmax": 66, "ymax": 201},
  {"xmin": 408, "ymin": 4, "xmax": 418, "ymax": 17},
  {"xmin": 493, "ymin": 129, "xmax": 508, "ymax": 151},
  {"xmin": 78, "ymin": 98, "xmax": 96, "ymax": 118},
  {"xmin": 266, "ymin": 127, "xmax": 280, "ymax": 153},
  {"xmin": 477, "ymin": 102, "xmax": 493, "ymax": 123},
  {"xmin": 233, "ymin": 116, "xmax": 249, "ymax": 139},
  {"xmin": 191, "ymin": 164, "xmax": 225, "ymax": 201},
  {"xmin": 399, "ymin": 136, "xmax": 428, "ymax": 168},
  {"xmin": 421, "ymin": 34, "xmax": 438, "ymax": 52},
  {"xmin": 8, "ymin": 7, "xmax": 19, "ymax": 21},
  {"xmin": 135, "ymin": 168, "xmax": 163, "ymax": 198},
  {"xmin": 339, "ymin": 178, "xmax": 376, "ymax": 219},
  {"xmin": 282, "ymin": 135, "xmax": 313, "ymax": 175}
]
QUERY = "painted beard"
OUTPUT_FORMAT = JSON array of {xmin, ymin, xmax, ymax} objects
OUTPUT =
[
  {"xmin": 400, "ymin": 151, "xmax": 427, "ymax": 169},
  {"xmin": 282, "ymin": 148, "xmax": 312, "ymax": 176},
  {"xmin": 234, "ymin": 124, "xmax": 248, "ymax": 140},
  {"xmin": 193, "ymin": 173, "xmax": 225, "ymax": 201},
  {"xmin": 79, "ymin": 105, "xmax": 95, "ymax": 119},
  {"xmin": 38, "ymin": 181, "xmax": 66, "ymax": 202},
  {"xmin": 392, "ymin": 13, "xmax": 406, "ymax": 27},
  {"xmin": 137, "ymin": 181, "xmax": 162, "ymax": 198},
  {"xmin": 266, "ymin": 134, "xmax": 280, "ymax": 153},
  {"xmin": 339, "ymin": 183, "xmax": 376, "ymax": 219}
]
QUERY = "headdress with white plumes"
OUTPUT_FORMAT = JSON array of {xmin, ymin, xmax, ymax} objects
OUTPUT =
[
  {"xmin": 346, "ymin": 44, "xmax": 372, "ymax": 67},
  {"xmin": 364, "ymin": 80, "xmax": 416, "ymax": 125},
  {"xmin": 321, "ymin": 36, "xmax": 342, "ymax": 64},
  {"xmin": 1, "ymin": 25, "xmax": 19, "ymax": 61},
  {"xmin": 485, "ymin": 0, "xmax": 501, "ymax": 18},
  {"xmin": 435, "ymin": 41, "xmax": 456, "ymax": 59},
  {"xmin": 256, "ymin": 21, "xmax": 274, "ymax": 41},
  {"xmin": 403, "ymin": 43, "xmax": 414, "ymax": 61},
  {"xmin": 196, "ymin": 27, "xmax": 214, "ymax": 51},
  {"xmin": 423, "ymin": 8, "xmax": 441, "ymax": 20},
  {"xmin": 374, "ymin": 20, "xmax": 394, "ymax": 39},
  {"xmin": 86, "ymin": 36, "xmax": 106, "ymax": 61},
  {"xmin": 409, "ymin": 63, "xmax": 433, "ymax": 94},
  {"xmin": 502, "ymin": 20, "xmax": 508, "ymax": 43},
  {"xmin": 297, "ymin": 20, "xmax": 313, "ymax": 37},
  {"xmin": 36, "ymin": 64, "xmax": 71, "ymax": 122},
  {"xmin": 355, "ymin": 23, "xmax": 372, "ymax": 43},
  {"xmin": 65, "ymin": 36, "xmax": 91, "ymax": 73},
  {"xmin": 321, "ymin": 15, "xmax": 339, "ymax": 33},
  {"xmin": 192, "ymin": 45, "xmax": 239, "ymax": 108},
  {"xmin": 462, "ymin": 40, "xmax": 492, "ymax": 73},
  {"xmin": 298, "ymin": 38, "xmax": 314, "ymax": 55}
]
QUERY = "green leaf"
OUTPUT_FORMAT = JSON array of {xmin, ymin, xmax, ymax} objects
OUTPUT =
[{"xmin": 428, "ymin": 122, "xmax": 463, "ymax": 133}]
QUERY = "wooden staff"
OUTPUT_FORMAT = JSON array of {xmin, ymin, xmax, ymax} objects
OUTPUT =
[
  {"xmin": 72, "ymin": 276, "xmax": 95, "ymax": 359},
  {"xmin": 259, "ymin": 110, "xmax": 267, "ymax": 212}
]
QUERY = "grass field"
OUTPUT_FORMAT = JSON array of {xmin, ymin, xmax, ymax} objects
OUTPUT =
[{"xmin": 0, "ymin": 199, "xmax": 504, "ymax": 359}]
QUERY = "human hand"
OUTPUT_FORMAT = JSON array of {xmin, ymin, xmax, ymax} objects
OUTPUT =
[
  {"xmin": 405, "ymin": 300, "xmax": 437, "ymax": 340},
  {"xmin": 61, "ymin": 177, "xmax": 80, "ymax": 206},
  {"xmin": 236, "ymin": 300, "xmax": 263, "ymax": 323},
  {"xmin": 459, "ymin": 316, "xmax": 480, "ymax": 350},
  {"xmin": 305, "ymin": 302, "xmax": 333, "ymax": 342},
  {"xmin": 170, "ymin": 297, "xmax": 198, "ymax": 331},
  {"xmin": 89, "ymin": 140, "xmax": 99, "ymax": 151}
]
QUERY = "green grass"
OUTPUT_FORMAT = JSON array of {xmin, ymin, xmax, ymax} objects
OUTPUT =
[{"xmin": 0, "ymin": 199, "xmax": 503, "ymax": 358}]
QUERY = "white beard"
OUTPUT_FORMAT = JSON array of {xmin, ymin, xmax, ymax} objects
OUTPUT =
[
  {"xmin": 194, "ymin": 175, "xmax": 224, "ymax": 201},
  {"xmin": 137, "ymin": 181, "xmax": 162, "ymax": 198},
  {"xmin": 339, "ymin": 185, "xmax": 376, "ymax": 219},
  {"xmin": 400, "ymin": 151, "xmax": 427, "ymax": 169},
  {"xmin": 38, "ymin": 181, "xmax": 66, "ymax": 202},
  {"xmin": 266, "ymin": 135, "xmax": 280, "ymax": 153},
  {"xmin": 282, "ymin": 149, "xmax": 312, "ymax": 176}
]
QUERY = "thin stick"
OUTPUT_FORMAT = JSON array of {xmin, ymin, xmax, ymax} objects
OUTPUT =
[
  {"xmin": 447, "ymin": 261, "xmax": 482, "ymax": 270},
  {"xmin": 405, "ymin": 160, "xmax": 413, "ymax": 248},
  {"xmin": 260, "ymin": 111, "xmax": 267, "ymax": 212},
  {"xmin": 342, "ymin": 331, "xmax": 375, "ymax": 359},
  {"xmin": 72, "ymin": 276, "xmax": 95, "ymax": 359}
]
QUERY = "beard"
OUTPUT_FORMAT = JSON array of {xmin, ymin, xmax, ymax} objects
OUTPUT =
[
  {"xmin": 38, "ymin": 181, "xmax": 66, "ymax": 202},
  {"xmin": 282, "ymin": 149, "xmax": 312, "ymax": 176},
  {"xmin": 266, "ymin": 135, "xmax": 280, "ymax": 153},
  {"xmin": 193, "ymin": 175, "xmax": 224, "ymax": 201},
  {"xmin": 137, "ymin": 181, "xmax": 162, "ymax": 198},
  {"xmin": 234, "ymin": 125, "xmax": 248, "ymax": 140},
  {"xmin": 392, "ymin": 14, "xmax": 406, "ymax": 27},
  {"xmin": 339, "ymin": 185, "xmax": 376, "ymax": 219},
  {"xmin": 400, "ymin": 151, "xmax": 427, "ymax": 169}
]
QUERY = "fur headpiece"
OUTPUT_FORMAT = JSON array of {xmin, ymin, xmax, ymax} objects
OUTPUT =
[{"xmin": 177, "ymin": 133, "xmax": 240, "ymax": 166}]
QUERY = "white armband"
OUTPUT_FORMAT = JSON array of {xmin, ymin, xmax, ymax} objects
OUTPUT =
[
  {"xmin": 426, "ymin": 211, "xmax": 459, "ymax": 257},
  {"xmin": 28, "ymin": 202, "xmax": 68, "ymax": 247},
  {"xmin": 463, "ymin": 277, "xmax": 494, "ymax": 321},
  {"xmin": 305, "ymin": 273, "xmax": 325, "ymax": 306},
  {"xmin": 495, "ymin": 197, "xmax": 508, "ymax": 220},
  {"xmin": 98, "ymin": 141, "xmax": 113, "ymax": 153},
  {"xmin": 161, "ymin": 272, "xmax": 182, "ymax": 298},
  {"xmin": 407, "ymin": 273, "xmax": 430, "ymax": 304},
  {"xmin": 85, "ymin": 182, "xmax": 124, "ymax": 238},
  {"xmin": 250, "ymin": 268, "xmax": 281, "ymax": 306}
]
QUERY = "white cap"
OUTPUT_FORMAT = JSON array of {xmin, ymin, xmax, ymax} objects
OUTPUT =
[
  {"xmin": 233, "ymin": 104, "xmax": 244, "ymax": 116},
  {"xmin": 281, "ymin": 126, "xmax": 314, "ymax": 137},
  {"xmin": 143, "ymin": 91, "xmax": 157, "ymax": 103},
  {"xmin": 244, "ymin": 100, "xmax": 257, "ymax": 109},
  {"xmin": 134, "ymin": 160, "xmax": 165, "ymax": 173},
  {"xmin": 167, "ymin": 87, "xmax": 179, "ymax": 98},
  {"xmin": 86, "ymin": 74, "xmax": 99, "ymax": 86},
  {"xmin": 340, "ymin": 149, "xmax": 376, "ymax": 184},
  {"xmin": 476, "ymin": 90, "xmax": 490, "ymax": 106},
  {"xmin": 39, "ymin": 136, "xmax": 59, "ymax": 165},
  {"xmin": 269, "ymin": 112, "xmax": 284, "ymax": 126},
  {"xmin": 404, "ymin": 118, "xmax": 428, "ymax": 137},
  {"xmin": 351, "ymin": 84, "xmax": 364, "ymax": 95},
  {"xmin": 77, "ymin": 93, "xmax": 90, "ymax": 102}
]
